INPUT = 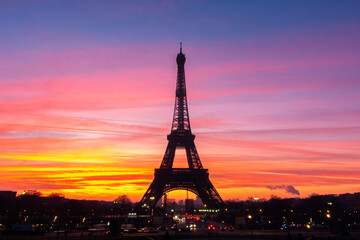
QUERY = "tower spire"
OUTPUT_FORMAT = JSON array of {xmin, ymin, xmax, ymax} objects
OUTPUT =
[{"xmin": 180, "ymin": 42, "xmax": 182, "ymax": 53}]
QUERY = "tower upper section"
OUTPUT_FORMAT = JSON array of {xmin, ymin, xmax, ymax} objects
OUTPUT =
[{"xmin": 171, "ymin": 43, "xmax": 191, "ymax": 134}]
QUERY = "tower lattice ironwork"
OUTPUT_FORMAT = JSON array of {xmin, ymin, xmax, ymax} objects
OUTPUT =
[{"xmin": 139, "ymin": 44, "xmax": 224, "ymax": 210}]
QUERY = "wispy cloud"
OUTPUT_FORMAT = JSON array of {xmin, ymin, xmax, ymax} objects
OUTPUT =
[{"xmin": 266, "ymin": 185, "xmax": 300, "ymax": 196}]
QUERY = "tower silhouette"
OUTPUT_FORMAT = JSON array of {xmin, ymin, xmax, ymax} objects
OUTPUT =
[{"xmin": 139, "ymin": 44, "xmax": 224, "ymax": 210}]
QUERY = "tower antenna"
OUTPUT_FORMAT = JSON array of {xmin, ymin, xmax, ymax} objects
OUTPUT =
[{"xmin": 180, "ymin": 42, "xmax": 182, "ymax": 53}]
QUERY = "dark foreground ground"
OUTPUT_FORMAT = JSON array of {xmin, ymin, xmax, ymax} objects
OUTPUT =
[{"xmin": 1, "ymin": 229, "xmax": 360, "ymax": 240}]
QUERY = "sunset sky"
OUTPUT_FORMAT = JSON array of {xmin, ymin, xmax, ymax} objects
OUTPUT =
[{"xmin": 1, "ymin": 0, "xmax": 360, "ymax": 202}]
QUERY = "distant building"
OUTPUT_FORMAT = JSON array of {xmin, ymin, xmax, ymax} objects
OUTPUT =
[
  {"xmin": 185, "ymin": 199, "xmax": 194, "ymax": 213},
  {"xmin": 339, "ymin": 192, "xmax": 360, "ymax": 209},
  {"xmin": 178, "ymin": 199, "xmax": 184, "ymax": 206},
  {"xmin": 195, "ymin": 196, "xmax": 203, "ymax": 208},
  {"xmin": 166, "ymin": 198, "xmax": 176, "ymax": 210},
  {"xmin": 0, "ymin": 190, "xmax": 17, "ymax": 200}
]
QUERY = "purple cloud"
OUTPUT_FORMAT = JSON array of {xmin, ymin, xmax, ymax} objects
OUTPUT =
[{"xmin": 266, "ymin": 185, "xmax": 300, "ymax": 196}]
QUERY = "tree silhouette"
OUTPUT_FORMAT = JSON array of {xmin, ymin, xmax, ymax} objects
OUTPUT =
[
  {"xmin": 48, "ymin": 193, "xmax": 65, "ymax": 198},
  {"xmin": 23, "ymin": 189, "xmax": 42, "ymax": 196},
  {"xmin": 114, "ymin": 195, "xmax": 131, "ymax": 204},
  {"xmin": 113, "ymin": 195, "xmax": 132, "ymax": 214}
]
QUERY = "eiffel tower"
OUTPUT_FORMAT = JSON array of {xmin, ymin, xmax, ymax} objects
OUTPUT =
[{"xmin": 139, "ymin": 44, "xmax": 224, "ymax": 210}]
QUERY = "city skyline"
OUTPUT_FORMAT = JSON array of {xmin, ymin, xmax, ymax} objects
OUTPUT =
[{"xmin": 0, "ymin": 1, "xmax": 360, "ymax": 202}]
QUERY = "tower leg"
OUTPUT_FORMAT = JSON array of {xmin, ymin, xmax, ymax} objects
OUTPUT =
[
  {"xmin": 160, "ymin": 141, "xmax": 176, "ymax": 168},
  {"xmin": 185, "ymin": 141, "xmax": 203, "ymax": 169}
]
